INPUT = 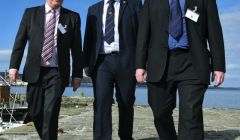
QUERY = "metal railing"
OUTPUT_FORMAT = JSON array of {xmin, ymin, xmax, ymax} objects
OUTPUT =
[{"xmin": 0, "ymin": 75, "xmax": 20, "ymax": 131}]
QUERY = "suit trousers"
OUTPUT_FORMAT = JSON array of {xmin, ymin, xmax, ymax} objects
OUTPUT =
[
  {"xmin": 26, "ymin": 67, "xmax": 65, "ymax": 140},
  {"xmin": 147, "ymin": 49, "xmax": 208, "ymax": 140},
  {"xmin": 92, "ymin": 54, "xmax": 136, "ymax": 140}
]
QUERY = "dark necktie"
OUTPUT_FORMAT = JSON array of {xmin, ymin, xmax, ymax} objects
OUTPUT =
[
  {"xmin": 42, "ymin": 10, "xmax": 56, "ymax": 62},
  {"xmin": 104, "ymin": 0, "xmax": 115, "ymax": 44},
  {"xmin": 169, "ymin": 0, "xmax": 183, "ymax": 40}
]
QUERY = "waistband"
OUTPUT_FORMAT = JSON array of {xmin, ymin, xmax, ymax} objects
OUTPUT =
[
  {"xmin": 169, "ymin": 48, "xmax": 189, "ymax": 54},
  {"xmin": 40, "ymin": 66, "xmax": 58, "ymax": 70},
  {"xmin": 99, "ymin": 51, "xmax": 120, "ymax": 56}
]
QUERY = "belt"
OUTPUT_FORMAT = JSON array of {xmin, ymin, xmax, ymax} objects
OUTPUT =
[
  {"xmin": 99, "ymin": 51, "xmax": 119, "ymax": 56},
  {"xmin": 41, "ymin": 66, "xmax": 58, "ymax": 70},
  {"xmin": 169, "ymin": 48, "xmax": 189, "ymax": 54}
]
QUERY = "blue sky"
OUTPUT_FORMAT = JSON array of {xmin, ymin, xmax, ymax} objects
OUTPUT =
[{"xmin": 0, "ymin": 0, "xmax": 239, "ymax": 87}]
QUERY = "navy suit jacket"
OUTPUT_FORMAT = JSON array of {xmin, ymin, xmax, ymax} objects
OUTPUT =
[
  {"xmin": 83, "ymin": 0, "xmax": 142, "ymax": 76},
  {"xmin": 136, "ymin": 0, "xmax": 225, "ymax": 84}
]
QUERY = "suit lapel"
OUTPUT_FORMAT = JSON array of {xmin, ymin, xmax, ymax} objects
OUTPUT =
[
  {"xmin": 163, "ymin": 0, "xmax": 170, "ymax": 32},
  {"xmin": 57, "ymin": 7, "xmax": 67, "ymax": 45},
  {"xmin": 185, "ymin": 0, "xmax": 194, "ymax": 12},
  {"xmin": 97, "ymin": 1, "xmax": 104, "ymax": 31},
  {"xmin": 38, "ymin": 5, "xmax": 45, "ymax": 50},
  {"xmin": 38, "ymin": 5, "xmax": 45, "ymax": 30},
  {"xmin": 97, "ymin": 1, "xmax": 104, "ymax": 53},
  {"xmin": 164, "ymin": 0, "xmax": 170, "ymax": 15},
  {"xmin": 118, "ymin": 0, "xmax": 127, "ymax": 24}
]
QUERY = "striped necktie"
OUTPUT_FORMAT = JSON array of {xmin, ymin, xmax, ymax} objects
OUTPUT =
[
  {"xmin": 41, "ymin": 9, "xmax": 56, "ymax": 62},
  {"xmin": 104, "ymin": 0, "xmax": 115, "ymax": 44}
]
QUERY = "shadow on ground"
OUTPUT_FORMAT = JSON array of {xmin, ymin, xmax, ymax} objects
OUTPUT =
[{"xmin": 139, "ymin": 130, "xmax": 240, "ymax": 140}]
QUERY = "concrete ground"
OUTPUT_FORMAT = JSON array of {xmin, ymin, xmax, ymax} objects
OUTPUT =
[{"xmin": 0, "ymin": 105, "xmax": 240, "ymax": 140}]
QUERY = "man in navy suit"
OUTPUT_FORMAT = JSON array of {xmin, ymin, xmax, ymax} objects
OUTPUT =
[{"xmin": 83, "ymin": 0, "xmax": 141, "ymax": 139}]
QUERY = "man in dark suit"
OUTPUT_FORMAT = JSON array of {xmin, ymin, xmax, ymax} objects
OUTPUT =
[
  {"xmin": 136, "ymin": 0, "xmax": 225, "ymax": 139},
  {"xmin": 9, "ymin": 0, "xmax": 83, "ymax": 139},
  {"xmin": 83, "ymin": 0, "xmax": 141, "ymax": 139}
]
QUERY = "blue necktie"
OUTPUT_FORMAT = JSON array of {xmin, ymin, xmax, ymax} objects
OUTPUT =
[
  {"xmin": 104, "ymin": 0, "xmax": 115, "ymax": 44},
  {"xmin": 169, "ymin": 0, "xmax": 183, "ymax": 40}
]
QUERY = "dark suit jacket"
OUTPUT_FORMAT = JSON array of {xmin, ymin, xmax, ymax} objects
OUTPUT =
[
  {"xmin": 136, "ymin": 0, "xmax": 225, "ymax": 84},
  {"xmin": 9, "ymin": 5, "xmax": 83, "ymax": 86},
  {"xmin": 83, "ymin": 0, "xmax": 142, "ymax": 75}
]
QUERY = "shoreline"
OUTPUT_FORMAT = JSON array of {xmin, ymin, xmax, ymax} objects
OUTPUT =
[{"xmin": 5, "ymin": 94, "xmax": 240, "ymax": 109}]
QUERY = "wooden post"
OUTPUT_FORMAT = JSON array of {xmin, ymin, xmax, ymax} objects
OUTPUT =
[{"xmin": 0, "ymin": 86, "xmax": 10, "ymax": 103}]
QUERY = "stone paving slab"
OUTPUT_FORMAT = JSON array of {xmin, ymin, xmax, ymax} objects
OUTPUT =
[{"xmin": 0, "ymin": 105, "xmax": 240, "ymax": 140}]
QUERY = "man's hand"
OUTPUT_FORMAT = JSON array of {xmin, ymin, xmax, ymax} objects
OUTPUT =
[
  {"xmin": 9, "ymin": 69, "xmax": 18, "ymax": 83},
  {"xmin": 135, "ymin": 69, "xmax": 147, "ymax": 83},
  {"xmin": 212, "ymin": 71, "xmax": 225, "ymax": 87},
  {"xmin": 72, "ymin": 78, "xmax": 81, "ymax": 92}
]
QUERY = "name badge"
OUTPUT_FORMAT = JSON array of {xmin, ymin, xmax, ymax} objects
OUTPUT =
[
  {"xmin": 58, "ymin": 23, "xmax": 67, "ymax": 34},
  {"xmin": 185, "ymin": 6, "xmax": 200, "ymax": 22}
]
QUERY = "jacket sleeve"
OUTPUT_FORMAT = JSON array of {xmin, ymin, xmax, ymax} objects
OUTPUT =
[
  {"xmin": 71, "ymin": 13, "xmax": 83, "ymax": 78},
  {"xmin": 82, "ymin": 7, "xmax": 93, "ymax": 68},
  {"xmin": 135, "ymin": 0, "xmax": 150, "ymax": 69},
  {"xmin": 207, "ymin": 0, "xmax": 226, "ymax": 72},
  {"xmin": 9, "ymin": 8, "xmax": 29, "ymax": 70}
]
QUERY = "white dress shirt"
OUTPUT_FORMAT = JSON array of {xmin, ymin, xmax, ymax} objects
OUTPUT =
[
  {"xmin": 41, "ymin": 3, "xmax": 61, "ymax": 67},
  {"xmin": 101, "ymin": 0, "xmax": 120, "ymax": 54}
]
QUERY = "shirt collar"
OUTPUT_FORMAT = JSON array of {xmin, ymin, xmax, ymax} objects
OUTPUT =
[
  {"xmin": 45, "ymin": 3, "xmax": 61, "ymax": 14},
  {"xmin": 104, "ymin": 0, "xmax": 120, "ymax": 5}
]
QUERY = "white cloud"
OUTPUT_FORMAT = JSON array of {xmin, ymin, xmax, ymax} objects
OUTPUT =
[
  {"xmin": 227, "ymin": 64, "xmax": 240, "ymax": 70},
  {"xmin": 0, "ymin": 50, "xmax": 12, "ymax": 56},
  {"xmin": 0, "ymin": 50, "xmax": 12, "ymax": 63},
  {"xmin": 220, "ymin": 7, "xmax": 240, "ymax": 50},
  {"xmin": 0, "ymin": 49, "xmax": 28, "ymax": 58},
  {"xmin": 225, "ymin": 73, "xmax": 240, "ymax": 79}
]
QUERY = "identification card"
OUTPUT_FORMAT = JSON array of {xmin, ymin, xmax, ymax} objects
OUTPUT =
[
  {"xmin": 58, "ymin": 23, "xmax": 67, "ymax": 34},
  {"xmin": 185, "ymin": 8, "xmax": 200, "ymax": 22}
]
